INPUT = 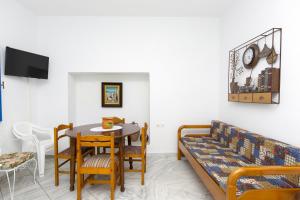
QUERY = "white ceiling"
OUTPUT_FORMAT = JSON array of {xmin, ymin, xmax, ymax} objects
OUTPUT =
[{"xmin": 15, "ymin": 0, "xmax": 234, "ymax": 17}]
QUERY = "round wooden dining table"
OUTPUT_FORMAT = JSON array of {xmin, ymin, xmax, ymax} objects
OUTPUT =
[{"xmin": 65, "ymin": 123, "xmax": 140, "ymax": 192}]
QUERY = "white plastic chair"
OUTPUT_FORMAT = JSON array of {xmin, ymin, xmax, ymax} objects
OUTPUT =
[{"xmin": 12, "ymin": 122, "xmax": 53, "ymax": 177}]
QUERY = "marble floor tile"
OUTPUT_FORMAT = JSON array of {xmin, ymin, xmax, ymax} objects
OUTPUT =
[{"xmin": 0, "ymin": 154, "xmax": 212, "ymax": 200}]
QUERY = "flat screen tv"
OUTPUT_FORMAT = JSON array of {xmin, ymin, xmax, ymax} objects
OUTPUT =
[{"xmin": 5, "ymin": 47, "xmax": 49, "ymax": 79}]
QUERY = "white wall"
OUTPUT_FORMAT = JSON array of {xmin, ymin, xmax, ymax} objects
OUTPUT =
[
  {"xmin": 31, "ymin": 17, "xmax": 221, "ymax": 153},
  {"xmin": 0, "ymin": 0, "xmax": 37, "ymax": 153},
  {"xmin": 220, "ymin": 0, "xmax": 300, "ymax": 146},
  {"xmin": 69, "ymin": 73, "xmax": 150, "ymax": 127}
]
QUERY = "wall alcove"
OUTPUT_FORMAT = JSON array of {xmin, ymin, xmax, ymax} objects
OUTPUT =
[{"xmin": 68, "ymin": 72, "xmax": 150, "ymax": 127}]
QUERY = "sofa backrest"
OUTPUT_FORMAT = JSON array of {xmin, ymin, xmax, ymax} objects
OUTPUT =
[
  {"xmin": 210, "ymin": 121, "xmax": 300, "ymax": 165},
  {"xmin": 210, "ymin": 120, "xmax": 300, "ymax": 186}
]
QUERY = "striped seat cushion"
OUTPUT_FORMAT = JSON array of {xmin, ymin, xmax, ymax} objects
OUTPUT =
[
  {"xmin": 82, "ymin": 155, "xmax": 118, "ymax": 168},
  {"xmin": 125, "ymin": 146, "xmax": 142, "ymax": 155}
]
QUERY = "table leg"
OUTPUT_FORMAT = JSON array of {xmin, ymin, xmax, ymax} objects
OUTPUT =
[
  {"xmin": 127, "ymin": 136, "xmax": 133, "ymax": 169},
  {"xmin": 70, "ymin": 138, "xmax": 76, "ymax": 191},
  {"xmin": 119, "ymin": 137, "xmax": 125, "ymax": 192}
]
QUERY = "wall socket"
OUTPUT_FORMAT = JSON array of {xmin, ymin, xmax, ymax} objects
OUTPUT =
[{"xmin": 156, "ymin": 124, "xmax": 165, "ymax": 128}]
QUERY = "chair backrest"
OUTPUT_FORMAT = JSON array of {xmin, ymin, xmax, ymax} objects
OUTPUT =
[
  {"xmin": 12, "ymin": 122, "xmax": 33, "ymax": 140},
  {"xmin": 112, "ymin": 117, "xmax": 125, "ymax": 124},
  {"xmin": 141, "ymin": 123, "xmax": 148, "ymax": 153},
  {"xmin": 54, "ymin": 123, "xmax": 73, "ymax": 155},
  {"xmin": 76, "ymin": 132, "xmax": 115, "ymax": 169}
]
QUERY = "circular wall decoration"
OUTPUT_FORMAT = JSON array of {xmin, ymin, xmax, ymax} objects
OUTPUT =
[{"xmin": 242, "ymin": 44, "xmax": 260, "ymax": 69}]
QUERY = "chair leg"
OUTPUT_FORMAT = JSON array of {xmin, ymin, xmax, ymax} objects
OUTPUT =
[
  {"xmin": 54, "ymin": 156, "xmax": 59, "ymax": 186},
  {"xmin": 111, "ymin": 173, "xmax": 115, "ymax": 200},
  {"xmin": 6, "ymin": 169, "xmax": 16, "ymax": 200},
  {"xmin": 77, "ymin": 172, "xmax": 81, "ymax": 200},
  {"xmin": 32, "ymin": 159, "xmax": 37, "ymax": 184},
  {"xmin": 81, "ymin": 175, "xmax": 84, "ymax": 187},
  {"xmin": 144, "ymin": 154, "xmax": 147, "ymax": 173},
  {"xmin": 141, "ymin": 158, "xmax": 145, "ymax": 185},
  {"xmin": 114, "ymin": 169, "xmax": 118, "ymax": 189},
  {"xmin": 37, "ymin": 147, "xmax": 46, "ymax": 177}
]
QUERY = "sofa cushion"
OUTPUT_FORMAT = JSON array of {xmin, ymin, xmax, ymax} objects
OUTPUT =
[
  {"xmin": 235, "ymin": 131, "xmax": 265, "ymax": 163},
  {"xmin": 182, "ymin": 136, "xmax": 298, "ymax": 196},
  {"xmin": 210, "ymin": 120, "xmax": 231, "ymax": 145},
  {"xmin": 0, "ymin": 152, "xmax": 35, "ymax": 170},
  {"xmin": 181, "ymin": 136, "xmax": 232, "ymax": 158}
]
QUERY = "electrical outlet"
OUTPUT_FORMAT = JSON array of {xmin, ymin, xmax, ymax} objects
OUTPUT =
[{"xmin": 156, "ymin": 124, "xmax": 165, "ymax": 128}]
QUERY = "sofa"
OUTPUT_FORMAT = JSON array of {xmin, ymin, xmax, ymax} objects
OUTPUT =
[{"xmin": 177, "ymin": 120, "xmax": 300, "ymax": 200}]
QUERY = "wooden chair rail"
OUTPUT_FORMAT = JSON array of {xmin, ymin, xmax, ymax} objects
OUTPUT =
[
  {"xmin": 57, "ymin": 123, "xmax": 73, "ymax": 131},
  {"xmin": 58, "ymin": 170, "xmax": 71, "ymax": 174},
  {"xmin": 58, "ymin": 159, "xmax": 70, "ymax": 168},
  {"xmin": 81, "ymin": 141, "xmax": 111, "ymax": 147},
  {"xmin": 57, "ymin": 134, "xmax": 69, "ymax": 140},
  {"xmin": 124, "ymin": 159, "xmax": 141, "ymax": 162},
  {"xmin": 79, "ymin": 135, "xmax": 112, "ymax": 141}
]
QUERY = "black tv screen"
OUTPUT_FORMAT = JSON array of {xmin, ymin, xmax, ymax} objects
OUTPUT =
[{"xmin": 5, "ymin": 47, "xmax": 49, "ymax": 79}]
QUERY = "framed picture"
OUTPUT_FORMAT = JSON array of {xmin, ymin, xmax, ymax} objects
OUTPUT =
[{"xmin": 101, "ymin": 82, "xmax": 123, "ymax": 107}]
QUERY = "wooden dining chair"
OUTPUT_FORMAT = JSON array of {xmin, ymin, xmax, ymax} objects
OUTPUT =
[
  {"xmin": 77, "ymin": 132, "xmax": 119, "ymax": 200},
  {"xmin": 124, "ymin": 123, "xmax": 148, "ymax": 185},
  {"xmin": 54, "ymin": 123, "xmax": 93, "ymax": 186},
  {"xmin": 54, "ymin": 123, "xmax": 74, "ymax": 186},
  {"xmin": 112, "ymin": 117, "xmax": 125, "ymax": 124}
]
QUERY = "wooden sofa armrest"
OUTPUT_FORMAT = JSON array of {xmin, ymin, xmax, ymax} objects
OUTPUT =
[
  {"xmin": 178, "ymin": 125, "xmax": 211, "ymax": 139},
  {"xmin": 177, "ymin": 125, "xmax": 211, "ymax": 160},
  {"xmin": 227, "ymin": 166, "xmax": 300, "ymax": 200}
]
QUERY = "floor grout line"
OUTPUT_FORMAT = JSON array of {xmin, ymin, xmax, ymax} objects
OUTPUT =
[
  {"xmin": 1, "ymin": 155, "xmax": 212, "ymax": 200},
  {"xmin": 0, "ymin": 174, "xmax": 6, "ymax": 200},
  {"xmin": 27, "ymin": 169, "xmax": 52, "ymax": 200},
  {"xmin": 0, "ymin": 185, "xmax": 3, "ymax": 200}
]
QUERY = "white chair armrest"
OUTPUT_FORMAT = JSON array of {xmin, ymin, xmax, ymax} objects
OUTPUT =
[{"xmin": 32, "ymin": 125, "xmax": 53, "ymax": 140}]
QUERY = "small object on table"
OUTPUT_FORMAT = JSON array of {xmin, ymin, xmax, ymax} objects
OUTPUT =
[{"xmin": 102, "ymin": 117, "xmax": 114, "ymax": 129}]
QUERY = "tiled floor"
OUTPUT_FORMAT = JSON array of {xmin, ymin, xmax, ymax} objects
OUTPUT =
[{"xmin": 0, "ymin": 154, "xmax": 212, "ymax": 200}]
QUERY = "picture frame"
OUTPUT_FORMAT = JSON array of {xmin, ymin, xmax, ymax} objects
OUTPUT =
[{"xmin": 101, "ymin": 82, "xmax": 123, "ymax": 107}]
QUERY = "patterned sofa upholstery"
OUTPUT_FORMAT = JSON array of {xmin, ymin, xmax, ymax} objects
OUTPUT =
[{"xmin": 181, "ymin": 121, "xmax": 300, "ymax": 197}]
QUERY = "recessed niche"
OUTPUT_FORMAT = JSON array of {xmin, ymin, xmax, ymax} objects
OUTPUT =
[{"xmin": 68, "ymin": 72, "xmax": 150, "ymax": 127}]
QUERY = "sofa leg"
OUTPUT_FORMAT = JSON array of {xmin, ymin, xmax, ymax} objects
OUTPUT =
[{"xmin": 178, "ymin": 148, "xmax": 182, "ymax": 160}]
